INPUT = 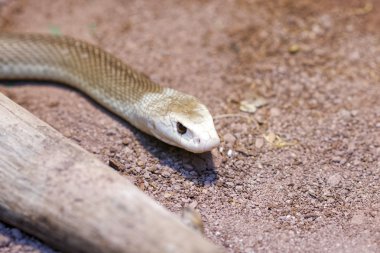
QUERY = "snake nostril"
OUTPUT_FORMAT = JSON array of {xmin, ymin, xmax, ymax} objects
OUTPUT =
[{"xmin": 194, "ymin": 137, "xmax": 201, "ymax": 144}]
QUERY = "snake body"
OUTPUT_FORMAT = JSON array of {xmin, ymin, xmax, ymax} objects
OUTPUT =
[{"xmin": 0, "ymin": 34, "xmax": 220, "ymax": 153}]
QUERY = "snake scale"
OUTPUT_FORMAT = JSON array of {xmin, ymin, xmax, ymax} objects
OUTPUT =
[{"xmin": 0, "ymin": 34, "xmax": 220, "ymax": 153}]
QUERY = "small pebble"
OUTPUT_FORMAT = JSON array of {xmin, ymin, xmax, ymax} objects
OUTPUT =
[
  {"xmin": 270, "ymin": 107, "xmax": 281, "ymax": 117},
  {"xmin": 108, "ymin": 158, "xmax": 124, "ymax": 171},
  {"xmin": 191, "ymin": 157, "xmax": 206, "ymax": 170},
  {"xmin": 183, "ymin": 163, "xmax": 193, "ymax": 170},
  {"xmin": 161, "ymin": 171, "xmax": 171, "ymax": 178},
  {"xmin": 339, "ymin": 109, "xmax": 351, "ymax": 119},
  {"xmin": 0, "ymin": 234, "xmax": 10, "ymax": 247},
  {"xmin": 48, "ymin": 100, "xmax": 60, "ymax": 107},
  {"xmin": 244, "ymin": 247, "xmax": 255, "ymax": 253},
  {"xmin": 62, "ymin": 129, "xmax": 72, "ymax": 138},
  {"xmin": 255, "ymin": 138, "xmax": 264, "ymax": 149},
  {"xmin": 147, "ymin": 166, "xmax": 156, "ymax": 173},
  {"xmin": 164, "ymin": 192, "xmax": 173, "ymax": 198},
  {"xmin": 106, "ymin": 128, "xmax": 117, "ymax": 136},
  {"xmin": 223, "ymin": 133, "xmax": 236, "ymax": 145},
  {"xmin": 225, "ymin": 181, "xmax": 235, "ymax": 188},
  {"xmin": 10, "ymin": 228, "xmax": 22, "ymax": 240},
  {"xmin": 304, "ymin": 213, "xmax": 319, "ymax": 219},
  {"xmin": 189, "ymin": 200, "xmax": 198, "ymax": 209},
  {"xmin": 331, "ymin": 156, "xmax": 342, "ymax": 163},
  {"xmin": 350, "ymin": 213, "xmax": 365, "ymax": 225},
  {"xmin": 211, "ymin": 148, "xmax": 220, "ymax": 158},
  {"xmin": 327, "ymin": 174, "xmax": 342, "ymax": 187},
  {"xmin": 289, "ymin": 44, "xmax": 300, "ymax": 54},
  {"xmin": 143, "ymin": 172, "xmax": 151, "ymax": 179}
]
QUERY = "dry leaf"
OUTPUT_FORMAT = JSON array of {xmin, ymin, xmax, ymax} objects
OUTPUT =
[
  {"xmin": 263, "ymin": 132, "xmax": 297, "ymax": 148},
  {"xmin": 353, "ymin": 2, "xmax": 373, "ymax": 15},
  {"xmin": 239, "ymin": 97, "xmax": 268, "ymax": 113},
  {"xmin": 289, "ymin": 44, "xmax": 300, "ymax": 54}
]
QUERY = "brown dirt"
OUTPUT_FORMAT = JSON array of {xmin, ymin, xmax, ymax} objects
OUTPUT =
[{"xmin": 0, "ymin": 0, "xmax": 379, "ymax": 252}]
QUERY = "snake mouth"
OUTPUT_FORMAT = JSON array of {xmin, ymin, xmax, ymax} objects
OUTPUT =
[
  {"xmin": 190, "ymin": 136, "xmax": 220, "ymax": 153},
  {"xmin": 180, "ymin": 130, "xmax": 220, "ymax": 153},
  {"xmin": 151, "ymin": 127, "xmax": 220, "ymax": 153}
]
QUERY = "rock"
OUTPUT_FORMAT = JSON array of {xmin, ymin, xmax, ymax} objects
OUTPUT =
[
  {"xmin": 136, "ymin": 160, "xmax": 145, "ymax": 166},
  {"xmin": 134, "ymin": 167, "xmax": 142, "ymax": 173},
  {"xmin": 189, "ymin": 201, "xmax": 198, "ymax": 209},
  {"xmin": 143, "ymin": 172, "xmax": 151, "ymax": 179},
  {"xmin": 191, "ymin": 157, "xmax": 206, "ymax": 170},
  {"xmin": 304, "ymin": 213, "xmax": 319, "ymax": 219},
  {"xmin": 164, "ymin": 192, "xmax": 173, "ymax": 199},
  {"xmin": 351, "ymin": 213, "xmax": 365, "ymax": 225},
  {"xmin": 331, "ymin": 156, "xmax": 342, "ymax": 163},
  {"xmin": 225, "ymin": 182, "xmax": 235, "ymax": 188},
  {"xmin": 62, "ymin": 129, "xmax": 72, "ymax": 138},
  {"xmin": 244, "ymin": 247, "xmax": 255, "ymax": 253},
  {"xmin": 211, "ymin": 148, "xmax": 220, "ymax": 157},
  {"xmin": 161, "ymin": 171, "xmax": 171, "ymax": 178},
  {"xmin": 339, "ymin": 109, "xmax": 351, "ymax": 119},
  {"xmin": 269, "ymin": 107, "xmax": 281, "ymax": 117},
  {"xmin": 124, "ymin": 146, "xmax": 134, "ymax": 154},
  {"xmin": 255, "ymin": 138, "xmax": 264, "ymax": 149},
  {"xmin": 327, "ymin": 174, "xmax": 342, "ymax": 187},
  {"xmin": 0, "ymin": 234, "xmax": 10, "ymax": 247},
  {"xmin": 147, "ymin": 166, "xmax": 157, "ymax": 173},
  {"xmin": 183, "ymin": 163, "xmax": 193, "ymax": 170},
  {"xmin": 105, "ymin": 128, "xmax": 117, "ymax": 136},
  {"xmin": 122, "ymin": 138, "xmax": 129, "ymax": 145},
  {"xmin": 139, "ymin": 154, "xmax": 148, "ymax": 164},
  {"xmin": 206, "ymin": 174, "xmax": 217, "ymax": 183},
  {"xmin": 10, "ymin": 228, "xmax": 22, "ymax": 240},
  {"xmin": 210, "ymin": 149, "xmax": 222, "ymax": 167},
  {"xmin": 288, "ymin": 44, "xmax": 300, "ymax": 54},
  {"xmin": 278, "ymin": 215, "xmax": 296, "ymax": 224},
  {"xmin": 239, "ymin": 97, "xmax": 268, "ymax": 113},
  {"xmin": 108, "ymin": 158, "xmax": 124, "ymax": 171},
  {"xmin": 223, "ymin": 133, "xmax": 236, "ymax": 145}
]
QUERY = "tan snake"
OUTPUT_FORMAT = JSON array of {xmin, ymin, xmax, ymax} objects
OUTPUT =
[{"xmin": 0, "ymin": 34, "xmax": 220, "ymax": 153}]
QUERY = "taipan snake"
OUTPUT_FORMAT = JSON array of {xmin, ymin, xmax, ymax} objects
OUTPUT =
[{"xmin": 0, "ymin": 34, "xmax": 220, "ymax": 153}]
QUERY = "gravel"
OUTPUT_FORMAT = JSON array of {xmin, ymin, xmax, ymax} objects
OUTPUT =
[{"xmin": 0, "ymin": 0, "xmax": 380, "ymax": 252}]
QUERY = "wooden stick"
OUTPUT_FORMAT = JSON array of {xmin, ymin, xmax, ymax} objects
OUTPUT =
[{"xmin": 0, "ymin": 92, "xmax": 224, "ymax": 253}]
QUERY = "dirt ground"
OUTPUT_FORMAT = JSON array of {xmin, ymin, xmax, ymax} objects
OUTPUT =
[{"xmin": 0, "ymin": 0, "xmax": 379, "ymax": 252}]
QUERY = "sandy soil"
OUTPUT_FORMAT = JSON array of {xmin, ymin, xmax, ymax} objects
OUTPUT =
[{"xmin": 0, "ymin": 0, "xmax": 379, "ymax": 252}]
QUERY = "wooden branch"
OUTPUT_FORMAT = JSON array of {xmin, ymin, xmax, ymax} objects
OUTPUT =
[{"xmin": 0, "ymin": 92, "xmax": 224, "ymax": 253}]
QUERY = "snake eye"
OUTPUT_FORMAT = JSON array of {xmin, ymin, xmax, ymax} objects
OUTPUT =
[{"xmin": 176, "ymin": 122, "xmax": 187, "ymax": 135}]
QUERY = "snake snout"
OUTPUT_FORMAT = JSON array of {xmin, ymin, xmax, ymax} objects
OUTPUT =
[{"xmin": 187, "ymin": 131, "xmax": 220, "ymax": 153}]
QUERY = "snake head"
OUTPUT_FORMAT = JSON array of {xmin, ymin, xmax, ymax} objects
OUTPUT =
[{"xmin": 147, "ymin": 91, "xmax": 220, "ymax": 153}]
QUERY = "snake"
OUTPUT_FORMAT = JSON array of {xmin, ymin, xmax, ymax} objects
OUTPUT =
[{"xmin": 0, "ymin": 33, "xmax": 220, "ymax": 153}]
